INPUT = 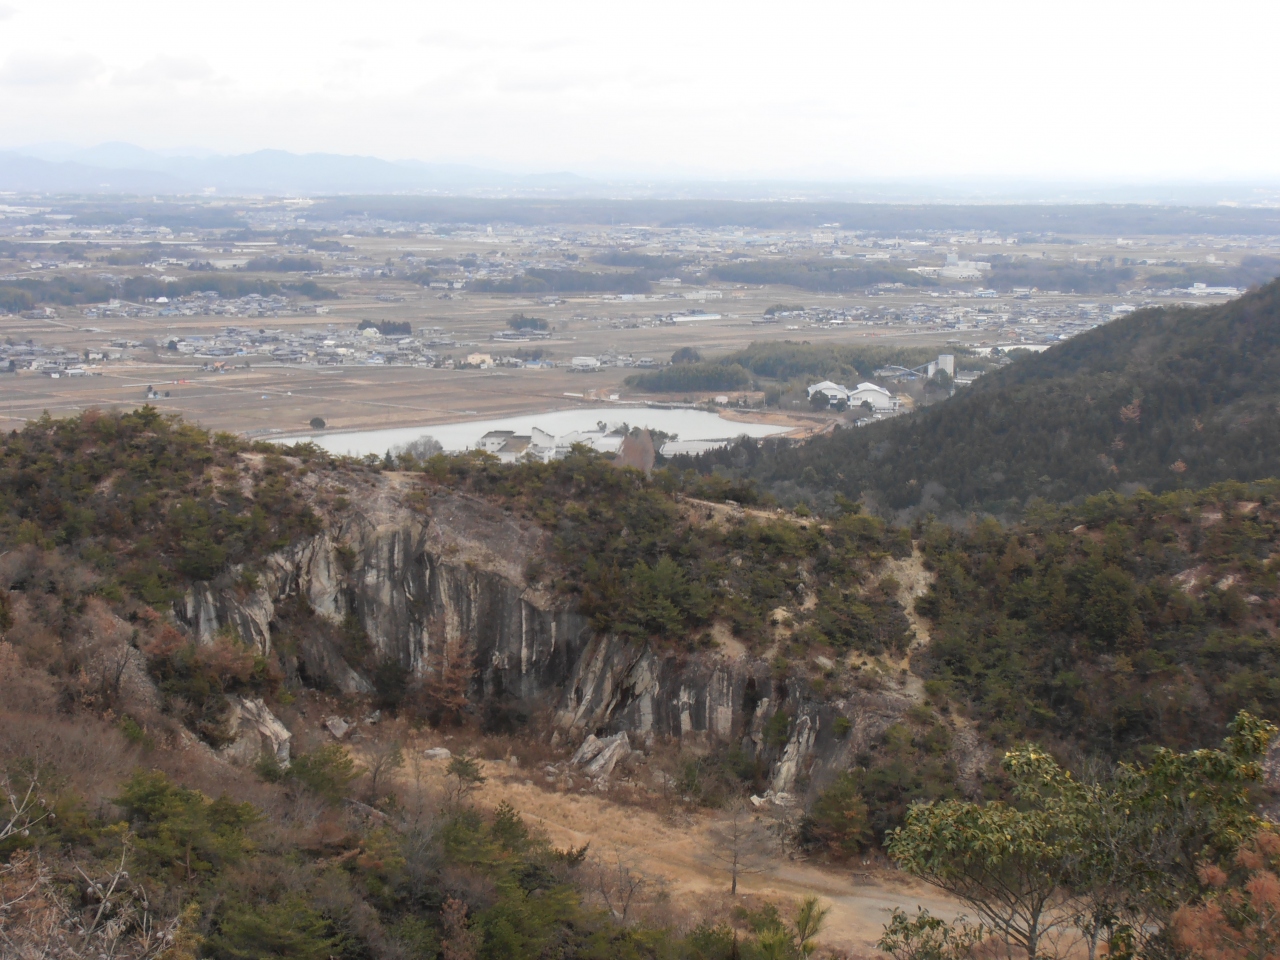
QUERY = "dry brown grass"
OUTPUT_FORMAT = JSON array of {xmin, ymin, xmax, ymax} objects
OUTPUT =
[{"xmin": 369, "ymin": 724, "xmax": 963, "ymax": 954}]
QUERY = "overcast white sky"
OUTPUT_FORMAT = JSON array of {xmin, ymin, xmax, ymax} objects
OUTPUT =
[{"xmin": 0, "ymin": 0, "xmax": 1276, "ymax": 181}]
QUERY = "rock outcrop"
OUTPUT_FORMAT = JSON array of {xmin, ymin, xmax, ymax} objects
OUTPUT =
[
  {"xmin": 219, "ymin": 696, "xmax": 292, "ymax": 767},
  {"xmin": 177, "ymin": 480, "xmax": 596, "ymax": 701},
  {"xmin": 174, "ymin": 470, "xmax": 969, "ymax": 800},
  {"xmin": 570, "ymin": 731, "xmax": 632, "ymax": 778}
]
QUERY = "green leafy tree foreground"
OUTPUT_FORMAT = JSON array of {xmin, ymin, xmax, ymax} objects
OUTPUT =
[{"xmin": 884, "ymin": 712, "xmax": 1276, "ymax": 960}]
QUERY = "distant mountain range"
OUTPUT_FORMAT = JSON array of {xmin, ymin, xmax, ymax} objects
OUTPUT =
[
  {"xmin": 3, "ymin": 142, "xmax": 1280, "ymax": 203},
  {"xmin": 0, "ymin": 143, "xmax": 595, "ymax": 196}
]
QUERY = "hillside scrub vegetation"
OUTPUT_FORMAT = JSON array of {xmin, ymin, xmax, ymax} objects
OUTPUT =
[
  {"xmin": 0, "ymin": 694, "xmax": 830, "ymax": 959},
  {"xmin": 0, "ymin": 419, "xmax": 864, "ymax": 956},
  {"xmin": 0, "ymin": 409, "xmax": 918, "ymax": 748},
  {"xmin": 17, "ymin": 407, "xmax": 1280, "ymax": 760},
  {"xmin": 10, "ymin": 404, "xmax": 1280, "ymax": 957},
  {"xmin": 912, "ymin": 481, "xmax": 1280, "ymax": 757},
  {"xmin": 0, "ymin": 407, "xmax": 915, "ymax": 668},
  {"xmin": 0, "ymin": 407, "xmax": 322, "ymax": 604},
  {"xmin": 417, "ymin": 447, "xmax": 912, "ymax": 654}
]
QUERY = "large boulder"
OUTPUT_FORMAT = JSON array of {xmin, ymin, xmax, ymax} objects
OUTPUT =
[
  {"xmin": 571, "ymin": 731, "xmax": 631, "ymax": 779},
  {"xmin": 219, "ymin": 696, "xmax": 292, "ymax": 767}
]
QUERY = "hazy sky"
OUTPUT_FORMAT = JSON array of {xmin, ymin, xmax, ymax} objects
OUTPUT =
[{"xmin": 0, "ymin": 0, "xmax": 1276, "ymax": 181}]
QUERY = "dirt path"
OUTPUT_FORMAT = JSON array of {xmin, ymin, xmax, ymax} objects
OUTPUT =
[{"xmin": 400, "ymin": 752, "xmax": 964, "ymax": 953}]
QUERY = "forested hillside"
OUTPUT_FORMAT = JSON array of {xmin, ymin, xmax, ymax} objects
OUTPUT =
[
  {"xmin": 693, "ymin": 279, "xmax": 1280, "ymax": 514},
  {"xmin": 913, "ymin": 481, "xmax": 1280, "ymax": 757}
]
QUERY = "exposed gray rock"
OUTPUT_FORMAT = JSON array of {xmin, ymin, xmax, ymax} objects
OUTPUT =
[
  {"xmin": 570, "ymin": 734, "xmax": 605, "ymax": 767},
  {"xmin": 325, "ymin": 716, "xmax": 351, "ymax": 739},
  {"xmin": 1263, "ymin": 737, "xmax": 1280, "ymax": 790},
  {"xmin": 176, "ymin": 488, "xmax": 594, "ymax": 702},
  {"xmin": 771, "ymin": 713, "xmax": 817, "ymax": 793},
  {"xmin": 220, "ymin": 697, "xmax": 291, "ymax": 767},
  {"xmin": 172, "ymin": 472, "xmax": 986, "ymax": 805},
  {"xmin": 583, "ymin": 732, "xmax": 630, "ymax": 778},
  {"xmin": 423, "ymin": 747, "xmax": 452, "ymax": 760}
]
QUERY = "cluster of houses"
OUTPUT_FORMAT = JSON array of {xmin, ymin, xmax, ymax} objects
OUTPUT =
[
  {"xmin": 80, "ymin": 292, "xmax": 320, "ymax": 321},
  {"xmin": 0, "ymin": 339, "xmax": 102, "ymax": 377}
]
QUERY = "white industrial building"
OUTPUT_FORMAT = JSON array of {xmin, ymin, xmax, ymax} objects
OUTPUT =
[
  {"xmin": 477, "ymin": 425, "xmax": 625, "ymax": 463},
  {"xmin": 806, "ymin": 380, "xmax": 901, "ymax": 413},
  {"xmin": 926, "ymin": 354, "xmax": 954, "ymax": 378}
]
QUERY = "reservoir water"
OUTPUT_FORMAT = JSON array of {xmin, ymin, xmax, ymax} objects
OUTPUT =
[{"xmin": 276, "ymin": 406, "xmax": 790, "ymax": 458}]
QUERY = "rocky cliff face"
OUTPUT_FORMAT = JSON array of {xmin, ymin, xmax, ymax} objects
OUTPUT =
[{"xmin": 174, "ymin": 470, "xmax": 958, "ymax": 798}]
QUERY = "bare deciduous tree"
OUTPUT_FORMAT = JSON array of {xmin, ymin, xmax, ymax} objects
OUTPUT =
[
  {"xmin": 706, "ymin": 797, "xmax": 770, "ymax": 895},
  {"xmin": 440, "ymin": 896, "xmax": 478, "ymax": 960},
  {"xmin": 397, "ymin": 750, "xmax": 442, "ymax": 830},
  {"xmin": 362, "ymin": 738, "xmax": 404, "ymax": 805},
  {"xmin": 1, "ymin": 834, "xmax": 184, "ymax": 960},
  {"xmin": 589, "ymin": 845, "xmax": 651, "ymax": 923},
  {"xmin": 1, "ymin": 771, "xmax": 51, "ymax": 845},
  {"xmin": 419, "ymin": 636, "xmax": 475, "ymax": 727}
]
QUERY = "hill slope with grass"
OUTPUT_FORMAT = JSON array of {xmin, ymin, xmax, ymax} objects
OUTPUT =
[{"xmin": 695, "ymin": 279, "xmax": 1280, "ymax": 514}]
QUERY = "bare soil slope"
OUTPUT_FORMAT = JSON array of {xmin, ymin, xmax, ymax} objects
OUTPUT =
[{"xmin": 404, "ymin": 746, "xmax": 964, "ymax": 953}]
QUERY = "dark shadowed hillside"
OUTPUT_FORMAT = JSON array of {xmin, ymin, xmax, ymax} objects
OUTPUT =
[{"xmin": 696, "ymin": 279, "xmax": 1280, "ymax": 514}]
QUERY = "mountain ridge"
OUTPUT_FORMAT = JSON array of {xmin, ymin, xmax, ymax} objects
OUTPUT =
[
  {"xmin": 693, "ymin": 279, "xmax": 1280, "ymax": 515},
  {"xmin": 5, "ymin": 142, "xmax": 1280, "ymax": 203}
]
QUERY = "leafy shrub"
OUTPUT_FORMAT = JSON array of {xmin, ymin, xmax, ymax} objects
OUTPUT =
[
  {"xmin": 799, "ymin": 772, "xmax": 871, "ymax": 857},
  {"xmin": 143, "ymin": 630, "xmax": 278, "ymax": 747},
  {"xmin": 763, "ymin": 710, "xmax": 792, "ymax": 748},
  {"xmin": 287, "ymin": 744, "xmax": 359, "ymax": 803},
  {"xmin": 206, "ymin": 896, "xmax": 341, "ymax": 960},
  {"xmin": 115, "ymin": 770, "xmax": 257, "ymax": 880}
]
